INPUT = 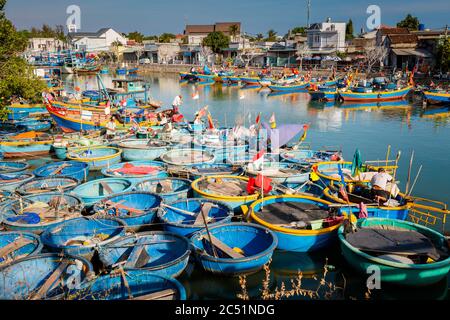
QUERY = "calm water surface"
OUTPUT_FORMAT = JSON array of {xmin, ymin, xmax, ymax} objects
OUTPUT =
[{"xmin": 59, "ymin": 73, "xmax": 449, "ymax": 300}]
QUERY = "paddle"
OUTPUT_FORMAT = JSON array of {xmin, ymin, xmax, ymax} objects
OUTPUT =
[
  {"xmin": 29, "ymin": 261, "xmax": 70, "ymax": 300},
  {"xmin": 124, "ymin": 237, "xmax": 150, "ymax": 269},
  {"xmin": 193, "ymin": 202, "xmax": 213, "ymax": 226}
]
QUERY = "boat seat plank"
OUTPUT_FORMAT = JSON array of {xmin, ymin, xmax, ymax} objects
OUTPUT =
[
  {"xmin": 203, "ymin": 234, "xmax": 244, "ymax": 259},
  {"xmin": 193, "ymin": 202, "xmax": 213, "ymax": 226},
  {"xmin": 104, "ymin": 200, "xmax": 144, "ymax": 215},
  {"xmin": 30, "ymin": 261, "xmax": 70, "ymax": 300},
  {"xmin": 100, "ymin": 182, "xmax": 114, "ymax": 195},
  {"xmin": 159, "ymin": 180, "xmax": 173, "ymax": 192},
  {"xmin": 0, "ymin": 237, "xmax": 34, "ymax": 258},
  {"xmin": 130, "ymin": 289, "xmax": 177, "ymax": 300},
  {"xmin": 124, "ymin": 237, "xmax": 150, "ymax": 268},
  {"xmin": 49, "ymin": 163, "xmax": 69, "ymax": 175}
]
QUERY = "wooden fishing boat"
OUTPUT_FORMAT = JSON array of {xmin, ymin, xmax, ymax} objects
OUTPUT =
[
  {"xmin": 338, "ymin": 218, "xmax": 450, "ymax": 286},
  {"xmin": 134, "ymin": 177, "xmax": 191, "ymax": 203},
  {"xmin": 308, "ymin": 87, "xmax": 338, "ymax": 101},
  {"xmin": 196, "ymin": 74, "xmax": 216, "ymax": 82},
  {"xmin": 227, "ymin": 76, "xmax": 241, "ymax": 83},
  {"xmin": 33, "ymin": 161, "xmax": 89, "ymax": 182},
  {"xmin": 190, "ymin": 222, "xmax": 277, "ymax": 275},
  {"xmin": 74, "ymin": 65, "xmax": 101, "ymax": 74},
  {"xmin": 98, "ymin": 231, "xmax": 191, "ymax": 278},
  {"xmin": 0, "ymin": 161, "xmax": 30, "ymax": 174},
  {"xmin": 101, "ymin": 160, "xmax": 168, "ymax": 183},
  {"xmin": 160, "ymin": 149, "xmax": 215, "ymax": 166},
  {"xmin": 0, "ymin": 253, "xmax": 93, "ymax": 300},
  {"xmin": 423, "ymin": 91, "xmax": 450, "ymax": 105},
  {"xmin": 0, "ymin": 131, "xmax": 53, "ymax": 158},
  {"xmin": 67, "ymin": 146, "xmax": 122, "ymax": 171},
  {"xmin": 15, "ymin": 120, "xmax": 52, "ymax": 132},
  {"xmin": 192, "ymin": 175, "xmax": 260, "ymax": 211},
  {"xmin": 72, "ymin": 178, "xmax": 133, "ymax": 207},
  {"xmin": 245, "ymin": 161, "xmax": 309, "ymax": 188},
  {"xmin": 41, "ymin": 217, "xmax": 126, "ymax": 258},
  {"xmin": 16, "ymin": 176, "xmax": 80, "ymax": 196},
  {"xmin": 268, "ymin": 82, "xmax": 309, "ymax": 92},
  {"xmin": 1, "ymin": 193, "xmax": 83, "ymax": 234},
  {"xmin": 239, "ymin": 76, "xmax": 261, "ymax": 86},
  {"xmin": 119, "ymin": 139, "xmax": 171, "ymax": 161},
  {"xmin": 93, "ymin": 191, "xmax": 162, "ymax": 230},
  {"xmin": 245, "ymin": 195, "xmax": 346, "ymax": 252},
  {"xmin": 339, "ymin": 86, "xmax": 412, "ymax": 102},
  {"xmin": 157, "ymin": 198, "xmax": 234, "ymax": 237},
  {"xmin": 0, "ymin": 231, "xmax": 43, "ymax": 267},
  {"xmin": 63, "ymin": 270, "xmax": 186, "ymax": 300},
  {"xmin": 167, "ymin": 163, "xmax": 243, "ymax": 181},
  {"xmin": 280, "ymin": 149, "xmax": 340, "ymax": 165},
  {"xmin": 7, "ymin": 110, "xmax": 29, "ymax": 121},
  {"xmin": 8, "ymin": 103, "xmax": 47, "ymax": 115},
  {"xmin": 0, "ymin": 172, "xmax": 35, "ymax": 192}
]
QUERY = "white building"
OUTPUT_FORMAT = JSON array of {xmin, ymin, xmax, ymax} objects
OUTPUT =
[
  {"xmin": 28, "ymin": 38, "xmax": 67, "ymax": 52},
  {"xmin": 184, "ymin": 22, "xmax": 241, "ymax": 45},
  {"xmin": 306, "ymin": 18, "xmax": 346, "ymax": 54},
  {"xmin": 68, "ymin": 28, "xmax": 127, "ymax": 52}
]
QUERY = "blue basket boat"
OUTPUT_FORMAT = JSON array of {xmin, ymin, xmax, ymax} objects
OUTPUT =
[
  {"xmin": 1, "ymin": 192, "xmax": 84, "ymax": 234},
  {"xmin": 16, "ymin": 176, "xmax": 80, "ymax": 196},
  {"xmin": 190, "ymin": 223, "xmax": 277, "ymax": 275},
  {"xmin": 64, "ymin": 269, "xmax": 186, "ymax": 300},
  {"xmin": 0, "ymin": 172, "xmax": 35, "ymax": 192},
  {"xmin": 72, "ymin": 178, "xmax": 134, "ymax": 207},
  {"xmin": 245, "ymin": 161, "xmax": 309, "ymax": 189},
  {"xmin": 0, "ymin": 161, "xmax": 30, "ymax": 174},
  {"xmin": 0, "ymin": 253, "xmax": 93, "ymax": 300},
  {"xmin": 67, "ymin": 146, "xmax": 122, "ymax": 171},
  {"xmin": 0, "ymin": 231, "xmax": 43, "ymax": 267},
  {"xmin": 119, "ymin": 139, "xmax": 171, "ymax": 161},
  {"xmin": 157, "ymin": 198, "xmax": 234, "ymax": 237},
  {"xmin": 280, "ymin": 149, "xmax": 339, "ymax": 165},
  {"xmin": 33, "ymin": 161, "xmax": 89, "ymax": 183},
  {"xmin": 98, "ymin": 231, "xmax": 191, "ymax": 278},
  {"xmin": 40, "ymin": 217, "xmax": 126, "ymax": 258},
  {"xmin": 134, "ymin": 177, "xmax": 191, "ymax": 203},
  {"xmin": 175, "ymin": 163, "xmax": 244, "ymax": 181},
  {"xmin": 160, "ymin": 148, "xmax": 215, "ymax": 166},
  {"xmin": 101, "ymin": 160, "xmax": 168, "ymax": 183},
  {"xmin": 15, "ymin": 120, "xmax": 52, "ymax": 132},
  {"xmin": 93, "ymin": 191, "xmax": 162, "ymax": 230}
]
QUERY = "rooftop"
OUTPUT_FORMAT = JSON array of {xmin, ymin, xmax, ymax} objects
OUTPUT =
[{"xmin": 184, "ymin": 22, "xmax": 241, "ymax": 35}]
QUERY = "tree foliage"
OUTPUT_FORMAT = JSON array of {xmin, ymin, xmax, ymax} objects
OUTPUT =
[
  {"xmin": 0, "ymin": 0, "xmax": 45, "ymax": 119},
  {"xmin": 22, "ymin": 24, "xmax": 67, "ymax": 41},
  {"xmin": 159, "ymin": 33, "xmax": 176, "ymax": 43},
  {"xmin": 266, "ymin": 29, "xmax": 278, "ymax": 42},
  {"xmin": 202, "ymin": 31, "xmax": 230, "ymax": 54},
  {"xmin": 346, "ymin": 19, "xmax": 354, "ymax": 40},
  {"xmin": 291, "ymin": 27, "xmax": 306, "ymax": 35},
  {"xmin": 436, "ymin": 37, "xmax": 450, "ymax": 72},
  {"xmin": 127, "ymin": 31, "xmax": 144, "ymax": 43},
  {"xmin": 397, "ymin": 14, "xmax": 420, "ymax": 30}
]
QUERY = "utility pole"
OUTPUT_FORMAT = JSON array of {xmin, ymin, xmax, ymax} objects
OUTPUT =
[{"xmin": 307, "ymin": 0, "xmax": 311, "ymax": 28}]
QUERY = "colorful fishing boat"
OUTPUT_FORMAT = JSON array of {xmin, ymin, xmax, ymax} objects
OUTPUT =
[
  {"xmin": 0, "ymin": 172, "xmax": 35, "ymax": 192},
  {"xmin": 0, "ymin": 231, "xmax": 43, "ymax": 267},
  {"xmin": 157, "ymin": 198, "xmax": 234, "ymax": 237},
  {"xmin": 72, "ymin": 178, "xmax": 133, "ymax": 207},
  {"xmin": 119, "ymin": 139, "xmax": 171, "ymax": 161},
  {"xmin": 338, "ymin": 218, "xmax": 450, "ymax": 286},
  {"xmin": 423, "ymin": 91, "xmax": 450, "ymax": 105},
  {"xmin": 268, "ymin": 82, "xmax": 309, "ymax": 92},
  {"xmin": 0, "ymin": 161, "xmax": 30, "ymax": 174},
  {"xmin": 239, "ymin": 76, "xmax": 261, "ymax": 86},
  {"xmin": 245, "ymin": 195, "xmax": 346, "ymax": 252},
  {"xmin": 339, "ymin": 86, "xmax": 412, "ymax": 102},
  {"xmin": 101, "ymin": 160, "xmax": 168, "ymax": 183},
  {"xmin": 8, "ymin": 103, "xmax": 47, "ymax": 115},
  {"xmin": 1, "ymin": 192, "xmax": 83, "ymax": 234},
  {"xmin": 63, "ymin": 270, "xmax": 186, "ymax": 300},
  {"xmin": 33, "ymin": 161, "xmax": 89, "ymax": 182},
  {"xmin": 92, "ymin": 191, "xmax": 162, "ymax": 230},
  {"xmin": 0, "ymin": 131, "xmax": 53, "ymax": 158},
  {"xmin": 190, "ymin": 222, "xmax": 277, "ymax": 275},
  {"xmin": 41, "ymin": 217, "xmax": 126, "ymax": 258},
  {"xmin": 308, "ymin": 87, "xmax": 338, "ymax": 101},
  {"xmin": 160, "ymin": 149, "xmax": 215, "ymax": 166},
  {"xmin": 0, "ymin": 253, "xmax": 93, "ymax": 300},
  {"xmin": 98, "ymin": 231, "xmax": 191, "ymax": 278},
  {"xmin": 14, "ymin": 119, "xmax": 52, "ymax": 132},
  {"xmin": 16, "ymin": 176, "xmax": 80, "ymax": 196},
  {"xmin": 134, "ymin": 177, "xmax": 191, "ymax": 203},
  {"xmin": 191, "ymin": 175, "xmax": 260, "ymax": 211},
  {"xmin": 67, "ymin": 146, "xmax": 122, "ymax": 171}
]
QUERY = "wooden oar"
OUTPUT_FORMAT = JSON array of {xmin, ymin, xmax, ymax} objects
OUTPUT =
[
  {"xmin": 203, "ymin": 234, "xmax": 244, "ymax": 259},
  {"xmin": 124, "ymin": 237, "xmax": 150, "ymax": 269},
  {"xmin": 193, "ymin": 202, "xmax": 213, "ymax": 226},
  {"xmin": 0, "ymin": 237, "xmax": 34, "ymax": 258},
  {"xmin": 130, "ymin": 289, "xmax": 177, "ymax": 300},
  {"xmin": 104, "ymin": 200, "xmax": 144, "ymax": 215},
  {"xmin": 100, "ymin": 181, "xmax": 114, "ymax": 195},
  {"xmin": 29, "ymin": 261, "xmax": 70, "ymax": 300},
  {"xmin": 49, "ymin": 163, "xmax": 70, "ymax": 175}
]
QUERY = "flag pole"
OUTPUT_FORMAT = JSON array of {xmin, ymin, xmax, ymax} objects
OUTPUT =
[{"xmin": 261, "ymin": 153, "xmax": 264, "ymax": 210}]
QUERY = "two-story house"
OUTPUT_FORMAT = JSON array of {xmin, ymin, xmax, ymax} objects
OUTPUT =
[
  {"xmin": 184, "ymin": 22, "xmax": 241, "ymax": 45},
  {"xmin": 68, "ymin": 28, "xmax": 127, "ymax": 52},
  {"xmin": 306, "ymin": 18, "xmax": 346, "ymax": 55}
]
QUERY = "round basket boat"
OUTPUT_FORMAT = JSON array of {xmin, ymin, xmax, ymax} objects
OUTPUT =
[
  {"xmin": 67, "ymin": 146, "xmax": 122, "ymax": 171},
  {"xmin": 160, "ymin": 149, "xmax": 215, "ymax": 166},
  {"xmin": 0, "ymin": 192, "xmax": 84, "ymax": 234},
  {"xmin": 92, "ymin": 191, "xmax": 162, "ymax": 230},
  {"xmin": 169, "ymin": 163, "xmax": 243, "ymax": 181},
  {"xmin": 119, "ymin": 139, "xmax": 171, "ymax": 161},
  {"xmin": 40, "ymin": 217, "xmax": 126, "ymax": 258},
  {"xmin": 0, "ymin": 172, "xmax": 35, "ymax": 192},
  {"xmin": 63, "ymin": 270, "xmax": 186, "ymax": 300},
  {"xmin": 16, "ymin": 176, "xmax": 80, "ymax": 196},
  {"xmin": 101, "ymin": 160, "xmax": 168, "ymax": 183},
  {"xmin": 0, "ymin": 253, "xmax": 93, "ymax": 300},
  {"xmin": 134, "ymin": 177, "xmax": 191, "ymax": 203},
  {"xmin": 338, "ymin": 218, "xmax": 450, "ymax": 286},
  {"xmin": 157, "ymin": 198, "xmax": 234, "ymax": 237},
  {"xmin": 245, "ymin": 161, "xmax": 309, "ymax": 188},
  {"xmin": 98, "ymin": 231, "xmax": 191, "ymax": 278},
  {"xmin": 191, "ymin": 175, "xmax": 260, "ymax": 211},
  {"xmin": 246, "ymin": 195, "xmax": 346, "ymax": 252},
  {"xmin": 0, "ymin": 231, "xmax": 43, "ymax": 267},
  {"xmin": 280, "ymin": 149, "xmax": 338, "ymax": 165},
  {"xmin": 33, "ymin": 161, "xmax": 89, "ymax": 183},
  {"xmin": 190, "ymin": 222, "xmax": 277, "ymax": 275},
  {"xmin": 72, "ymin": 178, "xmax": 134, "ymax": 207},
  {"xmin": 0, "ymin": 161, "xmax": 30, "ymax": 174}
]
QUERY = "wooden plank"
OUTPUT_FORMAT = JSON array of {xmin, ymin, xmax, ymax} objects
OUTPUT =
[
  {"xmin": 203, "ymin": 234, "xmax": 244, "ymax": 259},
  {"xmin": 49, "ymin": 163, "xmax": 69, "ymax": 175},
  {"xmin": 104, "ymin": 200, "xmax": 144, "ymax": 215},
  {"xmin": 124, "ymin": 237, "xmax": 149, "ymax": 268},
  {"xmin": 100, "ymin": 181, "xmax": 114, "ymax": 195},
  {"xmin": 159, "ymin": 180, "xmax": 173, "ymax": 192},
  {"xmin": 193, "ymin": 202, "xmax": 213, "ymax": 226},
  {"xmin": 30, "ymin": 261, "xmax": 70, "ymax": 300},
  {"xmin": 130, "ymin": 289, "xmax": 177, "ymax": 301},
  {"xmin": 0, "ymin": 237, "xmax": 34, "ymax": 258}
]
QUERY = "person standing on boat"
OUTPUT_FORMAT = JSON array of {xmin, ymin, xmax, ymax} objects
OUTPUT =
[
  {"xmin": 105, "ymin": 116, "xmax": 117, "ymax": 140},
  {"xmin": 370, "ymin": 168, "xmax": 394, "ymax": 204},
  {"xmin": 172, "ymin": 95, "xmax": 183, "ymax": 114}
]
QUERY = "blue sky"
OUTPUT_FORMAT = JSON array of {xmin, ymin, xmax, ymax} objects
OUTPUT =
[{"xmin": 5, "ymin": 0, "xmax": 449, "ymax": 35}]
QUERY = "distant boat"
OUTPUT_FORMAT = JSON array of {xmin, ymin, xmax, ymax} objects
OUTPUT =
[
  {"xmin": 339, "ymin": 86, "xmax": 412, "ymax": 102},
  {"xmin": 423, "ymin": 91, "xmax": 450, "ymax": 105},
  {"xmin": 268, "ymin": 82, "xmax": 310, "ymax": 92}
]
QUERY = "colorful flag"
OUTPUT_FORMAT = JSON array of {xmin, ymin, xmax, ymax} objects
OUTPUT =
[
  {"xmin": 255, "ymin": 112, "xmax": 261, "ymax": 125},
  {"xmin": 207, "ymin": 113, "xmax": 215, "ymax": 130},
  {"xmin": 300, "ymin": 124, "xmax": 310, "ymax": 142},
  {"xmin": 269, "ymin": 113, "xmax": 276, "ymax": 129}
]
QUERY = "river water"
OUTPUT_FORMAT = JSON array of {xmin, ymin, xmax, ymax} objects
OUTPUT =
[{"xmin": 58, "ymin": 72, "xmax": 449, "ymax": 300}]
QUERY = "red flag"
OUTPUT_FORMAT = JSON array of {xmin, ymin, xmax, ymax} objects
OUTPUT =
[
  {"xmin": 255, "ymin": 174, "xmax": 272, "ymax": 194},
  {"xmin": 255, "ymin": 113, "xmax": 261, "ymax": 125},
  {"xmin": 207, "ymin": 113, "xmax": 215, "ymax": 129}
]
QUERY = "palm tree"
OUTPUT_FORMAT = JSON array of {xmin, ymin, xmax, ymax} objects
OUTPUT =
[
  {"xmin": 256, "ymin": 33, "xmax": 264, "ymax": 41},
  {"xmin": 229, "ymin": 24, "xmax": 239, "ymax": 42},
  {"xmin": 266, "ymin": 29, "xmax": 277, "ymax": 42}
]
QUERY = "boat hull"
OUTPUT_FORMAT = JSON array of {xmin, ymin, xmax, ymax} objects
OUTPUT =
[{"xmin": 339, "ymin": 87, "xmax": 412, "ymax": 102}]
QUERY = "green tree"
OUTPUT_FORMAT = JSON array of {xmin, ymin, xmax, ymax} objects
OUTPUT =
[
  {"xmin": 127, "ymin": 31, "xmax": 144, "ymax": 43},
  {"xmin": 159, "ymin": 33, "xmax": 176, "ymax": 43},
  {"xmin": 397, "ymin": 14, "xmax": 420, "ymax": 30},
  {"xmin": 436, "ymin": 37, "xmax": 450, "ymax": 72},
  {"xmin": 255, "ymin": 33, "xmax": 264, "ymax": 41},
  {"xmin": 266, "ymin": 29, "xmax": 277, "ymax": 42},
  {"xmin": 346, "ymin": 19, "xmax": 354, "ymax": 40},
  {"xmin": 202, "ymin": 31, "xmax": 230, "ymax": 53},
  {"xmin": 0, "ymin": 0, "xmax": 46, "ymax": 119},
  {"xmin": 229, "ymin": 24, "xmax": 239, "ymax": 40},
  {"xmin": 291, "ymin": 26, "xmax": 306, "ymax": 35}
]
